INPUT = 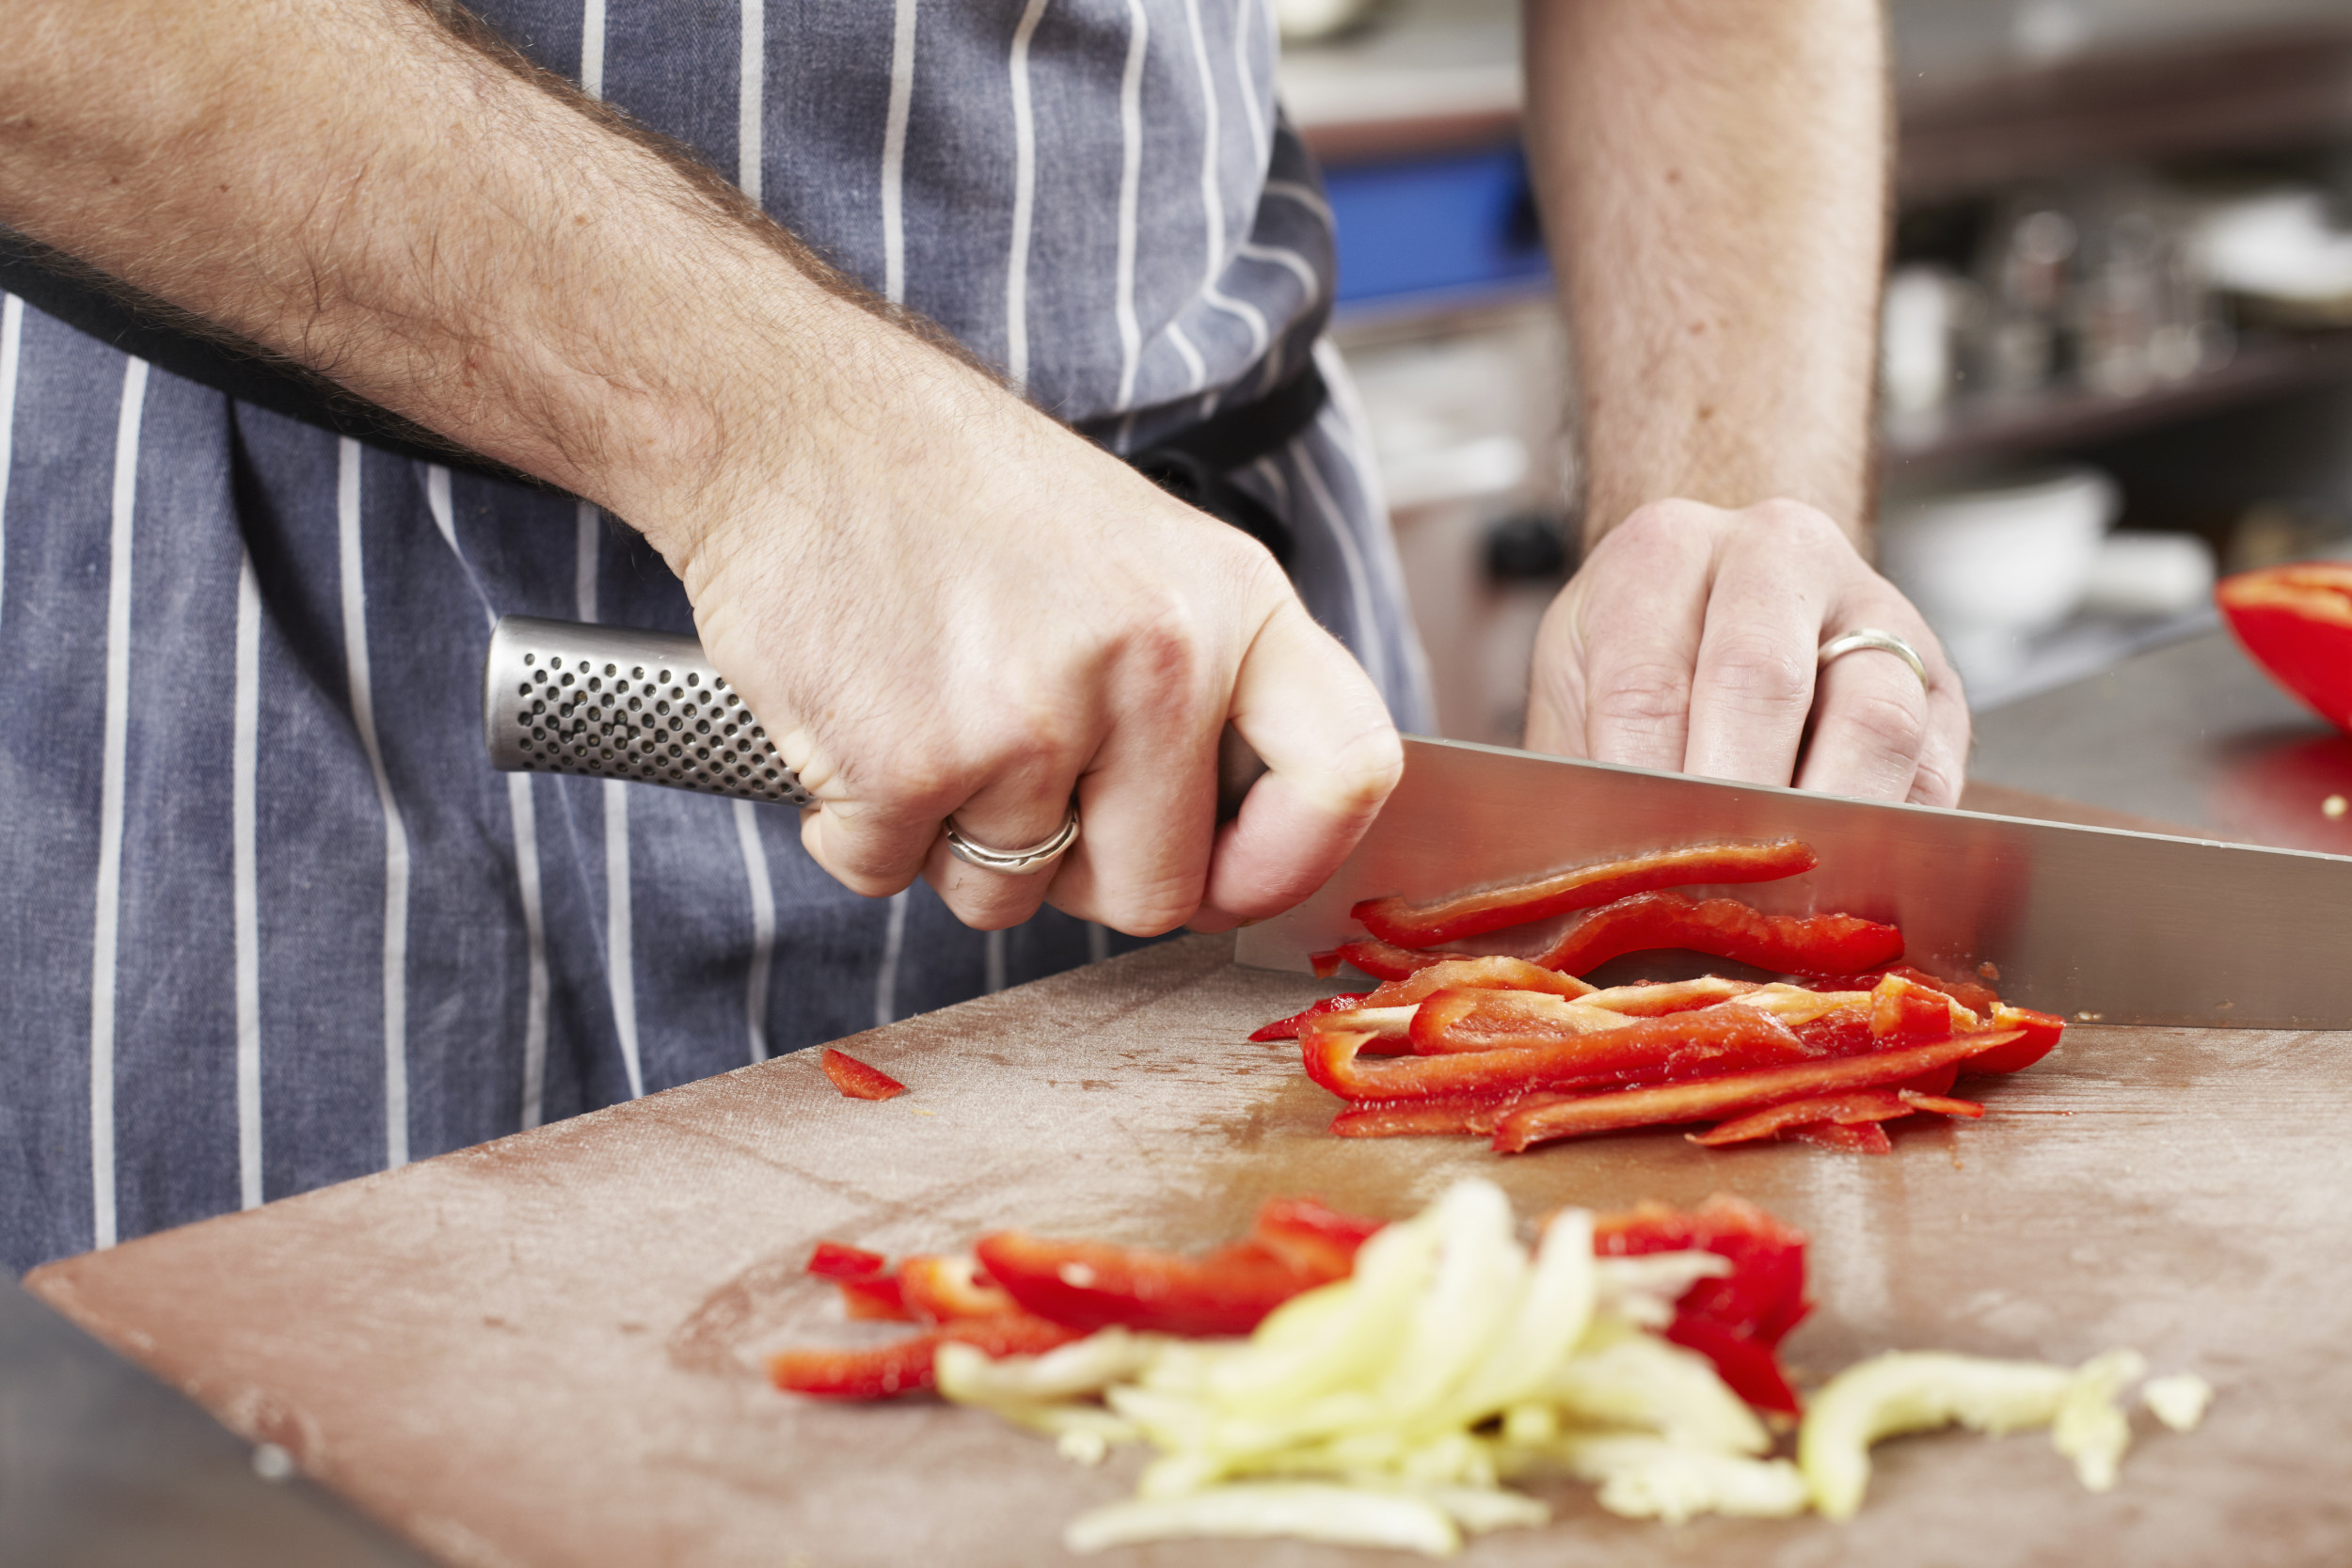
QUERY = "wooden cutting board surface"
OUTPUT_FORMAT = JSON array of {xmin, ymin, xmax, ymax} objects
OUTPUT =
[{"xmin": 27, "ymin": 925, "xmax": 2352, "ymax": 1568}]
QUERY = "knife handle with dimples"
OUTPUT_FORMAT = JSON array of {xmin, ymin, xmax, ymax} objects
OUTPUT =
[
  {"xmin": 485, "ymin": 614, "xmax": 1267, "ymax": 820},
  {"xmin": 482, "ymin": 615, "xmax": 814, "ymax": 806}
]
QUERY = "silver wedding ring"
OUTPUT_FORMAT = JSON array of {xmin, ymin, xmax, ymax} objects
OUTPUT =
[
  {"xmin": 943, "ymin": 804, "xmax": 1081, "ymax": 876},
  {"xmin": 1819, "ymin": 628, "xmax": 1930, "ymax": 691}
]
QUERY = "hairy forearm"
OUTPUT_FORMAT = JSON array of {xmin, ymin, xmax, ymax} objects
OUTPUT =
[
  {"xmin": 0, "ymin": 0, "xmax": 978, "ymax": 564},
  {"xmin": 1525, "ymin": 0, "xmax": 1886, "ymax": 547}
]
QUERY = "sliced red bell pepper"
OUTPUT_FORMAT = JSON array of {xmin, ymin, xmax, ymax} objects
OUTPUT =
[
  {"xmin": 837, "ymin": 1275, "xmax": 915, "ymax": 1322},
  {"xmin": 1898, "ymin": 1089, "xmax": 1984, "ymax": 1117},
  {"xmin": 1367, "ymin": 956, "xmax": 1597, "ymax": 1007},
  {"xmin": 1869, "ymin": 973, "xmax": 1969, "ymax": 1042},
  {"xmin": 1578, "ymin": 975, "xmax": 1762, "ymax": 1017},
  {"xmin": 1489, "ymin": 1030, "xmax": 2022, "ymax": 1153},
  {"xmin": 806, "ymin": 1240, "xmax": 890, "ymax": 1280},
  {"xmin": 1303, "ymin": 1006, "xmax": 1813, "ymax": 1104},
  {"xmin": 1805, "ymin": 963, "xmax": 2001, "ymax": 1018},
  {"xmin": 768, "ymin": 1311, "xmax": 1079, "ymax": 1400},
  {"xmin": 1349, "ymin": 839, "xmax": 1820, "ymax": 947},
  {"xmin": 973, "ymin": 1232, "xmax": 1321, "ymax": 1338},
  {"xmin": 1591, "ymin": 1195, "xmax": 1809, "ymax": 1414},
  {"xmin": 898, "ymin": 1254, "xmax": 1018, "ymax": 1323},
  {"xmin": 2217, "ymin": 562, "xmax": 2352, "ymax": 733},
  {"xmin": 1406, "ymin": 988, "xmax": 1635, "ymax": 1055},
  {"xmin": 1327, "ymin": 1092, "xmax": 1527, "ymax": 1138},
  {"xmin": 820, "ymin": 1047, "xmax": 907, "ymax": 1101},
  {"xmin": 1688, "ymin": 1089, "xmax": 1915, "ymax": 1147},
  {"xmin": 1963, "ymin": 1005, "xmax": 2065, "ymax": 1074},
  {"xmin": 1788, "ymin": 1120, "xmax": 1894, "ymax": 1155},
  {"xmin": 1324, "ymin": 937, "xmax": 1468, "ymax": 982},
  {"xmin": 1529, "ymin": 891, "xmax": 1903, "ymax": 977},
  {"xmin": 1248, "ymin": 992, "xmax": 1372, "ymax": 1042},
  {"xmin": 1248, "ymin": 1196, "xmax": 1386, "ymax": 1276}
]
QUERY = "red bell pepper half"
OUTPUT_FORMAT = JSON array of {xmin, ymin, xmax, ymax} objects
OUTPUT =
[
  {"xmin": 1349, "ymin": 839, "xmax": 1820, "ymax": 947},
  {"xmin": 2217, "ymin": 562, "xmax": 2352, "ymax": 734},
  {"xmin": 1592, "ymin": 1196, "xmax": 1809, "ymax": 1414},
  {"xmin": 820, "ymin": 1047, "xmax": 907, "ymax": 1101},
  {"xmin": 768, "ymin": 1311, "xmax": 1080, "ymax": 1400},
  {"xmin": 1489, "ymin": 1030, "xmax": 2022, "ymax": 1154},
  {"xmin": 1303, "ymin": 1006, "xmax": 1814, "ymax": 1104},
  {"xmin": 1529, "ymin": 891, "xmax": 1904, "ymax": 978}
]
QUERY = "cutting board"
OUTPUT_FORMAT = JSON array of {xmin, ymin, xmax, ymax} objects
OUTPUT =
[{"xmin": 27, "ymin": 918, "xmax": 2352, "ymax": 1568}]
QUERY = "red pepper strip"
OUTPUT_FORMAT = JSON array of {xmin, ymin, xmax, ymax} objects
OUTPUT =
[
  {"xmin": 1899, "ymin": 1061, "xmax": 1962, "ymax": 1097},
  {"xmin": 1406, "ymin": 988, "xmax": 1635, "ymax": 1055},
  {"xmin": 820, "ymin": 1047, "xmax": 907, "ymax": 1101},
  {"xmin": 1899, "ymin": 1089, "xmax": 1985, "ymax": 1117},
  {"xmin": 1327, "ymin": 937, "xmax": 1470, "ymax": 982},
  {"xmin": 1529, "ymin": 891, "xmax": 1904, "ymax": 978},
  {"xmin": 1350, "ymin": 839, "xmax": 1820, "ymax": 947},
  {"xmin": 1248, "ymin": 1197, "xmax": 1387, "ymax": 1276},
  {"xmin": 837, "ymin": 1275, "xmax": 916, "ymax": 1322},
  {"xmin": 1249, "ymin": 992, "xmax": 1372, "ymax": 1042},
  {"xmin": 1688, "ymin": 1090, "xmax": 1915, "ymax": 1147},
  {"xmin": 1963, "ymin": 1005, "xmax": 2066, "ymax": 1074},
  {"xmin": 2217, "ymin": 562, "xmax": 2352, "ymax": 732},
  {"xmin": 1870, "ymin": 974, "xmax": 1968, "ymax": 1042},
  {"xmin": 1304, "ymin": 1007, "xmax": 1813, "ymax": 1104},
  {"xmin": 1789, "ymin": 1120, "xmax": 1895, "ymax": 1155},
  {"xmin": 1490, "ymin": 1031, "xmax": 2023, "ymax": 1153},
  {"xmin": 769, "ymin": 1311, "xmax": 1080, "ymax": 1400},
  {"xmin": 898, "ymin": 1254, "xmax": 1018, "ymax": 1323},
  {"xmin": 1309, "ymin": 949, "xmax": 1343, "ymax": 979},
  {"xmin": 806, "ymin": 1240, "xmax": 890, "ymax": 1280},
  {"xmin": 1592, "ymin": 1196, "xmax": 1809, "ymax": 1414},
  {"xmin": 1806, "ymin": 964, "xmax": 2001, "ymax": 1018},
  {"xmin": 1327, "ymin": 1092, "xmax": 1528, "ymax": 1138},
  {"xmin": 973, "ymin": 1233, "xmax": 1327, "ymax": 1338},
  {"xmin": 1664, "ymin": 1315, "xmax": 1806, "ymax": 1414},
  {"xmin": 1366, "ymin": 956, "xmax": 1597, "ymax": 1007},
  {"xmin": 1579, "ymin": 976, "xmax": 1762, "ymax": 1017}
]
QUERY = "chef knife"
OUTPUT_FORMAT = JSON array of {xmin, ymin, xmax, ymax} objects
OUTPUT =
[
  {"xmin": 1235, "ymin": 735, "xmax": 2352, "ymax": 1031},
  {"xmin": 485, "ymin": 618, "xmax": 2352, "ymax": 1030}
]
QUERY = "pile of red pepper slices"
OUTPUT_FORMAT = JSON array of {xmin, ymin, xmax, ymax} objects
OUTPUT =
[
  {"xmin": 1262, "ymin": 839, "xmax": 2064, "ymax": 1155},
  {"xmin": 774, "ymin": 1193, "xmax": 1812, "ymax": 1415}
]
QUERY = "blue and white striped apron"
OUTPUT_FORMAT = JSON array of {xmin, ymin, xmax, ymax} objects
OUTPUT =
[{"xmin": 0, "ymin": 0, "xmax": 1431, "ymax": 1273}]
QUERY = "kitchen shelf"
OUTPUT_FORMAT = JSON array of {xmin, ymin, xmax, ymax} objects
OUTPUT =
[{"xmin": 1881, "ymin": 329, "xmax": 2352, "ymax": 471}]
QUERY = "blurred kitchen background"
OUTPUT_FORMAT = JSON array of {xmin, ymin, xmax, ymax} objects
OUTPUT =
[{"xmin": 1288, "ymin": 0, "xmax": 2352, "ymax": 742}]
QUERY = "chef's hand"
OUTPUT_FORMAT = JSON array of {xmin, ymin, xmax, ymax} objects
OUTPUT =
[
  {"xmin": 1523, "ymin": 498, "xmax": 1968, "ymax": 805},
  {"xmin": 673, "ymin": 336, "xmax": 1402, "ymax": 938}
]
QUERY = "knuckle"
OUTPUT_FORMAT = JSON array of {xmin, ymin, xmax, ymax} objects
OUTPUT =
[
  {"xmin": 1587, "ymin": 660, "xmax": 1694, "ymax": 731},
  {"xmin": 1840, "ymin": 685, "xmax": 1929, "ymax": 757},
  {"xmin": 1700, "ymin": 635, "xmax": 1812, "ymax": 713}
]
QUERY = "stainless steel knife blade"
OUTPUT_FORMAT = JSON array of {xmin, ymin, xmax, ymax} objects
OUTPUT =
[{"xmin": 1234, "ymin": 736, "xmax": 2352, "ymax": 1029}]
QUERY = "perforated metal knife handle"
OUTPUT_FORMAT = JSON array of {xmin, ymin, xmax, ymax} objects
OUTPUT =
[{"xmin": 483, "ymin": 615, "xmax": 814, "ymax": 807}]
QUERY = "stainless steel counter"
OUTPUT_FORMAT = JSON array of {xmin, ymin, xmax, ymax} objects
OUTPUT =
[{"xmin": 1970, "ymin": 628, "xmax": 2352, "ymax": 853}]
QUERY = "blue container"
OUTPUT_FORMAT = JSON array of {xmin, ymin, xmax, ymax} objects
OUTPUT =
[{"xmin": 1322, "ymin": 145, "xmax": 1552, "ymax": 309}]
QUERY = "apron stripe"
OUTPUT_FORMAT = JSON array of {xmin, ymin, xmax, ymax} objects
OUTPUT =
[
  {"xmin": 734, "ymin": 799, "xmax": 776, "ymax": 1063},
  {"xmin": 882, "ymin": 0, "xmax": 919, "ymax": 306},
  {"xmin": 0, "ymin": 293, "xmax": 21, "ymax": 626},
  {"xmin": 88, "ymin": 355, "xmax": 150, "ymax": 1249},
  {"xmin": 1005, "ymin": 0, "xmax": 1052, "ymax": 391},
  {"xmin": 232, "ymin": 548, "xmax": 264, "ymax": 1207},
  {"xmin": 338, "ymin": 437, "xmax": 412, "ymax": 1170},
  {"xmin": 738, "ymin": 0, "xmax": 763, "ymax": 204},
  {"xmin": 580, "ymin": 0, "xmax": 606, "ymax": 101},
  {"xmin": 1112, "ymin": 0, "xmax": 1150, "ymax": 411}
]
